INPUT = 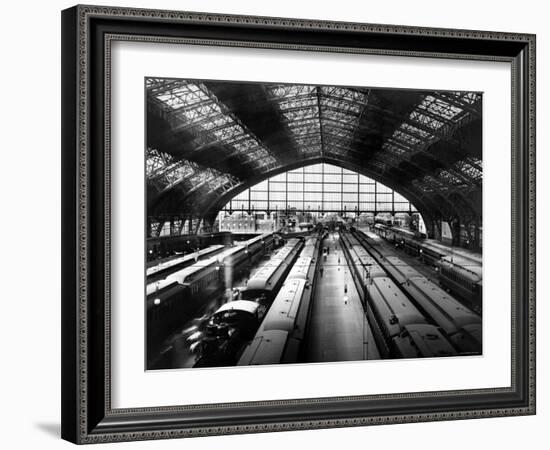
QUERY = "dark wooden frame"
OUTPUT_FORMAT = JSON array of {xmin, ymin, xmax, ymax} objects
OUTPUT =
[{"xmin": 61, "ymin": 4, "xmax": 536, "ymax": 444}]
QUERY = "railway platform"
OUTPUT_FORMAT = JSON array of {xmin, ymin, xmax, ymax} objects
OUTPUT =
[{"xmin": 304, "ymin": 233, "xmax": 379, "ymax": 362}]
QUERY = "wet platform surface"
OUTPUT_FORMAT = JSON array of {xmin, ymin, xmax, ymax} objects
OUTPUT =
[{"xmin": 305, "ymin": 233, "xmax": 379, "ymax": 362}]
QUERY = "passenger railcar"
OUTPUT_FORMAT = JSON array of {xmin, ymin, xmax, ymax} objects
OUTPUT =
[
  {"xmin": 238, "ymin": 234, "xmax": 321, "ymax": 365},
  {"xmin": 146, "ymin": 244, "xmax": 225, "ymax": 283},
  {"xmin": 363, "ymin": 226, "xmax": 483, "ymax": 306},
  {"xmin": 406, "ymin": 277, "xmax": 481, "ymax": 354},
  {"xmin": 393, "ymin": 324, "xmax": 458, "ymax": 359},
  {"xmin": 146, "ymin": 233, "xmax": 275, "ymax": 362},
  {"xmin": 351, "ymin": 230, "xmax": 481, "ymax": 355},
  {"xmin": 238, "ymin": 278, "xmax": 309, "ymax": 365},
  {"xmin": 340, "ymin": 231, "xmax": 456, "ymax": 359},
  {"xmin": 240, "ymin": 238, "xmax": 303, "ymax": 303},
  {"xmin": 438, "ymin": 260, "xmax": 482, "ymax": 308}
]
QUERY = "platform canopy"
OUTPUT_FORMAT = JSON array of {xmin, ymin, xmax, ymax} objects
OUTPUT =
[{"xmin": 146, "ymin": 79, "xmax": 482, "ymax": 230}]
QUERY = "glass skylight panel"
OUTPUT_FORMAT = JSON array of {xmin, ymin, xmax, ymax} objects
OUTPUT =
[
  {"xmin": 322, "ymin": 108, "xmax": 357, "ymax": 123},
  {"xmin": 267, "ymin": 85, "xmax": 368, "ymax": 159},
  {"xmin": 382, "ymin": 142, "xmax": 406, "ymax": 156},
  {"xmin": 450, "ymin": 91, "xmax": 481, "ymax": 105},
  {"xmin": 439, "ymin": 170, "xmax": 464, "ymax": 186},
  {"xmin": 268, "ymin": 84, "xmax": 315, "ymax": 99},
  {"xmin": 457, "ymin": 156, "xmax": 482, "ymax": 181},
  {"xmin": 201, "ymin": 115, "xmax": 232, "ymax": 130},
  {"xmin": 393, "ymin": 129, "xmax": 421, "ymax": 145},
  {"xmin": 146, "ymin": 149, "xmax": 166, "ymax": 176},
  {"xmin": 324, "ymin": 124, "xmax": 354, "ymax": 138},
  {"xmin": 320, "ymin": 86, "xmax": 367, "ymax": 104},
  {"xmin": 282, "ymin": 107, "xmax": 318, "ymax": 121},
  {"xmin": 419, "ymin": 95, "xmax": 463, "ymax": 120},
  {"xmin": 321, "ymin": 97, "xmax": 362, "ymax": 114},
  {"xmin": 156, "ymin": 85, "xmax": 210, "ymax": 110},
  {"xmin": 409, "ymin": 110, "xmax": 445, "ymax": 130},
  {"xmin": 151, "ymin": 82, "xmax": 277, "ymax": 170},
  {"xmin": 401, "ymin": 122, "xmax": 431, "ymax": 139},
  {"xmin": 147, "ymin": 148, "xmax": 195, "ymax": 188},
  {"xmin": 278, "ymin": 96, "xmax": 318, "ymax": 111},
  {"xmin": 146, "ymin": 147, "xmax": 242, "ymax": 194}
]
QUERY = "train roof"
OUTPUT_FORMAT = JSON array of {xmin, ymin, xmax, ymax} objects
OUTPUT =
[
  {"xmin": 146, "ymin": 279, "xmax": 179, "ymax": 297},
  {"xmin": 164, "ymin": 257, "xmax": 219, "ymax": 285},
  {"xmin": 439, "ymin": 258, "xmax": 482, "ymax": 279},
  {"xmin": 407, "ymin": 277, "xmax": 481, "ymax": 330},
  {"xmin": 243, "ymin": 233, "xmax": 273, "ymax": 246},
  {"xmin": 423, "ymin": 239, "xmax": 482, "ymax": 264},
  {"xmin": 214, "ymin": 300, "xmax": 260, "ymax": 316},
  {"xmin": 261, "ymin": 278, "xmax": 306, "ymax": 332},
  {"xmin": 370, "ymin": 278, "xmax": 426, "ymax": 330},
  {"xmin": 439, "ymin": 260, "xmax": 482, "ymax": 282},
  {"xmin": 146, "ymin": 245, "xmax": 224, "ymax": 277},
  {"xmin": 286, "ymin": 257, "xmax": 312, "ymax": 280},
  {"xmin": 237, "ymin": 330, "xmax": 288, "ymax": 366},
  {"xmin": 460, "ymin": 323, "xmax": 482, "ymax": 343},
  {"xmin": 361, "ymin": 262, "xmax": 386, "ymax": 279},
  {"xmin": 303, "ymin": 234, "xmax": 319, "ymax": 246},
  {"xmin": 246, "ymin": 260, "xmax": 284, "ymax": 290},
  {"xmin": 382, "ymin": 256, "xmax": 422, "ymax": 284},
  {"xmin": 164, "ymin": 241, "xmax": 249, "ymax": 285},
  {"xmin": 394, "ymin": 324, "xmax": 457, "ymax": 358},
  {"xmin": 245, "ymin": 240, "xmax": 300, "ymax": 291}
]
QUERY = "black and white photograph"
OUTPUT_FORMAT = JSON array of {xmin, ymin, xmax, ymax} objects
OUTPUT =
[{"xmin": 145, "ymin": 78, "xmax": 483, "ymax": 370}]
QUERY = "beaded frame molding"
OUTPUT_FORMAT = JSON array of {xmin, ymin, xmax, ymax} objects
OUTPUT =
[{"xmin": 61, "ymin": 4, "xmax": 536, "ymax": 444}]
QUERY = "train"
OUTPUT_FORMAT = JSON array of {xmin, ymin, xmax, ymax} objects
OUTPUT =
[
  {"xmin": 193, "ymin": 237, "xmax": 305, "ymax": 367},
  {"xmin": 340, "ymin": 231, "xmax": 457, "ymax": 359},
  {"xmin": 351, "ymin": 229, "xmax": 482, "ymax": 355},
  {"xmin": 146, "ymin": 244, "xmax": 225, "ymax": 283},
  {"xmin": 371, "ymin": 224, "xmax": 482, "ymax": 308},
  {"xmin": 146, "ymin": 233, "xmax": 275, "ymax": 363},
  {"xmin": 238, "ymin": 234, "xmax": 321, "ymax": 365},
  {"xmin": 240, "ymin": 238, "xmax": 304, "ymax": 303},
  {"xmin": 192, "ymin": 300, "xmax": 265, "ymax": 367}
]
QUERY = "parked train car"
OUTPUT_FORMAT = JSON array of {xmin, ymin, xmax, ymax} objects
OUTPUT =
[
  {"xmin": 146, "ymin": 233, "xmax": 275, "ymax": 362},
  {"xmin": 146, "ymin": 244, "xmax": 225, "ymax": 283},
  {"xmin": 240, "ymin": 238, "xmax": 304, "ymax": 303},
  {"xmin": 351, "ymin": 230, "xmax": 482, "ymax": 355},
  {"xmin": 437, "ymin": 261, "xmax": 482, "ymax": 311},
  {"xmin": 340, "ymin": 231, "xmax": 457, "ymax": 359},
  {"xmin": 365, "ymin": 226, "xmax": 482, "ymax": 307},
  {"xmin": 195, "ymin": 237, "xmax": 311, "ymax": 367},
  {"xmin": 238, "ymin": 234, "xmax": 321, "ymax": 365},
  {"xmin": 393, "ymin": 324, "xmax": 457, "ymax": 359}
]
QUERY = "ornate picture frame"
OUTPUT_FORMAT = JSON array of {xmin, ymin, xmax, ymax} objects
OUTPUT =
[{"xmin": 61, "ymin": 5, "xmax": 535, "ymax": 444}]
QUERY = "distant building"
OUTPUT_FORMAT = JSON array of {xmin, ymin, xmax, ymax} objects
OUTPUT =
[{"xmin": 219, "ymin": 211, "xmax": 277, "ymax": 233}]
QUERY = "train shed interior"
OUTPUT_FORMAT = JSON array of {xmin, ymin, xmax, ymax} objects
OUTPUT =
[{"xmin": 145, "ymin": 78, "xmax": 483, "ymax": 370}]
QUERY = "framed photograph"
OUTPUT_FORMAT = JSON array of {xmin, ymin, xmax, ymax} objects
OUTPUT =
[{"xmin": 61, "ymin": 4, "xmax": 536, "ymax": 444}]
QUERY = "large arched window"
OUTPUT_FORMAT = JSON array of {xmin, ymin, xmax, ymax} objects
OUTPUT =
[{"xmin": 219, "ymin": 163, "xmax": 418, "ymax": 216}]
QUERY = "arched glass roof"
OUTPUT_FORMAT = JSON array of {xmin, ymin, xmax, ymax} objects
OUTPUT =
[{"xmin": 146, "ymin": 78, "xmax": 482, "ymax": 224}]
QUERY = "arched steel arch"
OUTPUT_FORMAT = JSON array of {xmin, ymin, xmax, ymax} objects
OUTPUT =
[{"xmin": 200, "ymin": 156, "xmax": 441, "ymax": 235}]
